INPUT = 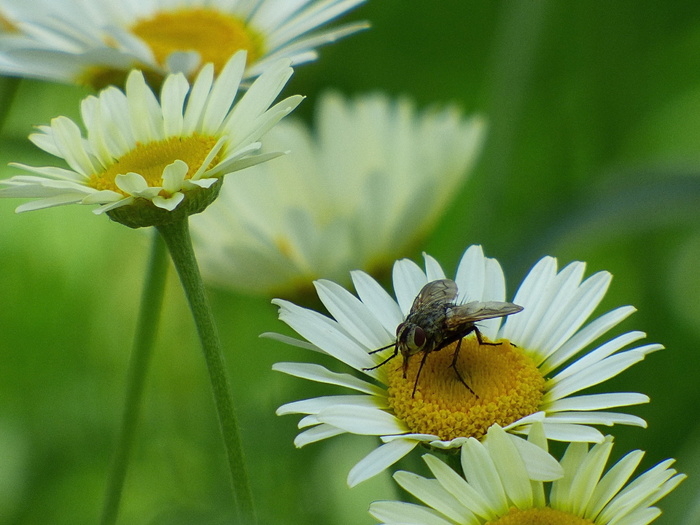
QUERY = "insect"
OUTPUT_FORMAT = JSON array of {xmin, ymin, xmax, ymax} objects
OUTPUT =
[{"xmin": 364, "ymin": 279, "xmax": 523, "ymax": 397}]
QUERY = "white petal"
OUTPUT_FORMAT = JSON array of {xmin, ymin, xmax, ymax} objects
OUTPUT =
[
  {"xmin": 460, "ymin": 438, "xmax": 508, "ymax": 517},
  {"xmin": 550, "ymin": 331, "xmax": 648, "ymax": 384},
  {"xmin": 201, "ymin": 51, "xmax": 246, "ymax": 132},
  {"xmin": 540, "ymin": 422, "xmax": 605, "ymax": 443},
  {"xmin": 422, "ymin": 252, "xmax": 447, "ymax": 282},
  {"xmin": 293, "ymin": 424, "xmax": 345, "ymax": 447},
  {"xmin": 314, "ymin": 279, "xmax": 392, "ymax": 349},
  {"xmin": 276, "ymin": 394, "xmax": 385, "ymax": 416},
  {"xmin": 369, "ymin": 501, "xmax": 453, "ymax": 525},
  {"xmin": 115, "ymin": 172, "xmax": 148, "ymax": 194},
  {"xmin": 506, "ymin": 433, "xmax": 564, "ymax": 482},
  {"xmin": 317, "ymin": 404, "xmax": 407, "ymax": 435},
  {"xmin": 454, "ymin": 245, "xmax": 488, "ymax": 303},
  {"xmin": 152, "ymin": 192, "xmax": 184, "ymax": 211},
  {"xmin": 273, "ymin": 298, "xmax": 374, "ymax": 371},
  {"xmin": 547, "ymin": 348, "xmax": 659, "ymax": 401},
  {"xmin": 484, "ymin": 426, "xmax": 534, "ymax": 507},
  {"xmin": 393, "ymin": 472, "xmax": 473, "ymax": 523},
  {"xmin": 393, "ymin": 258, "xmax": 428, "ymax": 314},
  {"xmin": 538, "ymin": 306, "xmax": 636, "ymax": 376},
  {"xmin": 160, "ymin": 72, "xmax": 188, "ymax": 136},
  {"xmin": 161, "ymin": 159, "xmax": 188, "ymax": 193},
  {"xmin": 500, "ymin": 256, "xmax": 558, "ymax": 345},
  {"xmin": 260, "ymin": 332, "xmax": 322, "ymax": 352},
  {"xmin": 14, "ymin": 193, "xmax": 84, "ymax": 212},
  {"xmin": 422, "ymin": 454, "xmax": 493, "ymax": 519},
  {"xmin": 544, "ymin": 392, "xmax": 650, "ymax": 413},
  {"xmin": 272, "ymin": 361, "xmax": 384, "ymax": 395},
  {"xmin": 544, "ymin": 412, "xmax": 647, "ymax": 428},
  {"xmin": 350, "ymin": 270, "xmax": 404, "ymax": 335},
  {"xmin": 348, "ymin": 438, "xmax": 418, "ymax": 487},
  {"xmin": 586, "ymin": 450, "xmax": 644, "ymax": 518}
]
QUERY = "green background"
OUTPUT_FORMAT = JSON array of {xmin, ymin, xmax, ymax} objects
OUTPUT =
[{"xmin": 1, "ymin": 1, "xmax": 699, "ymax": 523}]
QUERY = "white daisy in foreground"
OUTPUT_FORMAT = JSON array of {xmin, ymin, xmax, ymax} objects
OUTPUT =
[
  {"xmin": 191, "ymin": 92, "xmax": 485, "ymax": 295},
  {"xmin": 0, "ymin": 51, "xmax": 302, "ymax": 223},
  {"xmin": 0, "ymin": 0, "xmax": 367, "ymax": 88},
  {"xmin": 370, "ymin": 425, "xmax": 685, "ymax": 525},
  {"xmin": 269, "ymin": 244, "xmax": 661, "ymax": 485}
]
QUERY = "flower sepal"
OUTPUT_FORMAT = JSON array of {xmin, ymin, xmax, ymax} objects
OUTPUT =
[{"xmin": 107, "ymin": 177, "xmax": 223, "ymax": 229}]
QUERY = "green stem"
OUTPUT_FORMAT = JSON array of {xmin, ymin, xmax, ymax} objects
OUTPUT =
[
  {"xmin": 156, "ymin": 217, "xmax": 255, "ymax": 524},
  {"xmin": 100, "ymin": 233, "xmax": 169, "ymax": 525}
]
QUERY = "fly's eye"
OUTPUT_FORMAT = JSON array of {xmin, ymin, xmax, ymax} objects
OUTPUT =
[
  {"xmin": 396, "ymin": 322, "xmax": 406, "ymax": 337},
  {"xmin": 408, "ymin": 326, "xmax": 426, "ymax": 351}
]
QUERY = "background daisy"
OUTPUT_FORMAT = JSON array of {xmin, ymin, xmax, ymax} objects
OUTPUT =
[
  {"xmin": 191, "ymin": 91, "xmax": 485, "ymax": 295},
  {"xmin": 0, "ymin": 51, "xmax": 302, "ymax": 219},
  {"xmin": 271, "ymin": 245, "xmax": 660, "ymax": 485},
  {"xmin": 0, "ymin": 0, "xmax": 367, "ymax": 88},
  {"xmin": 369, "ymin": 424, "xmax": 685, "ymax": 525}
]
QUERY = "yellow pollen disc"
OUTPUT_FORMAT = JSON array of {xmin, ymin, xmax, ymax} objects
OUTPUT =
[
  {"xmin": 88, "ymin": 134, "xmax": 219, "ymax": 196},
  {"xmin": 131, "ymin": 8, "xmax": 264, "ymax": 75},
  {"xmin": 486, "ymin": 507, "xmax": 594, "ymax": 525},
  {"xmin": 0, "ymin": 13, "xmax": 18, "ymax": 33},
  {"xmin": 387, "ymin": 337, "xmax": 544, "ymax": 441}
]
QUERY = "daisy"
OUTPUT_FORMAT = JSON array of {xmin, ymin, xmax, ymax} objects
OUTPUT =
[
  {"xmin": 269, "ymin": 245, "xmax": 661, "ymax": 486},
  {"xmin": 370, "ymin": 424, "xmax": 685, "ymax": 525},
  {"xmin": 0, "ymin": 51, "xmax": 302, "ymax": 225},
  {"xmin": 191, "ymin": 92, "xmax": 485, "ymax": 295},
  {"xmin": 0, "ymin": 0, "xmax": 367, "ymax": 88}
]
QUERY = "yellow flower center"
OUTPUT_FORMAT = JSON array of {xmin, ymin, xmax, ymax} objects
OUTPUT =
[
  {"xmin": 132, "ymin": 8, "xmax": 264, "ymax": 75},
  {"xmin": 486, "ymin": 507, "xmax": 594, "ymax": 525},
  {"xmin": 88, "ymin": 134, "xmax": 219, "ymax": 196},
  {"xmin": 387, "ymin": 337, "xmax": 544, "ymax": 441},
  {"xmin": 0, "ymin": 13, "xmax": 18, "ymax": 32},
  {"xmin": 79, "ymin": 8, "xmax": 264, "ymax": 89}
]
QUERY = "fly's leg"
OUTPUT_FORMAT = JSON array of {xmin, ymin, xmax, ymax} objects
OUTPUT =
[
  {"xmin": 363, "ymin": 344, "xmax": 398, "ymax": 371},
  {"xmin": 411, "ymin": 350, "xmax": 432, "ymax": 398},
  {"xmin": 474, "ymin": 326, "xmax": 501, "ymax": 346},
  {"xmin": 449, "ymin": 338, "xmax": 477, "ymax": 397}
]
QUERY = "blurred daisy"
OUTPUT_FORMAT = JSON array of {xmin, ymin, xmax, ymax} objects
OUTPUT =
[
  {"xmin": 269, "ymin": 245, "xmax": 661, "ymax": 485},
  {"xmin": 0, "ymin": 51, "xmax": 302, "ymax": 220},
  {"xmin": 191, "ymin": 92, "xmax": 485, "ymax": 295},
  {"xmin": 0, "ymin": 0, "xmax": 367, "ymax": 88},
  {"xmin": 370, "ymin": 425, "xmax": 685, "ymax": 525}
]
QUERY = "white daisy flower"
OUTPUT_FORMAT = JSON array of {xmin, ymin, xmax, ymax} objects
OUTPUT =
[
  {"xmin": 370, "ymin": 424, "xmax": 685, "ymax": 525},
  {"xmin": 0, "ymin": 0, "xmax": 367, "ymax": 88},
  {"xmin": 191, "ymin": 92, "xmax": 485, "ymax": 295},
  {"xmin": 0, "ymin": 51, "xmax": 302, "ymax": 222},
  {"xmin": 269, "ymin": 244, "xmax": 661, "ymax": 486}
]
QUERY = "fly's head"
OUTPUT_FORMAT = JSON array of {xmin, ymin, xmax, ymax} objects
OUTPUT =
[{"xmin": 396, "ymin": 321, "xmax": 428, "ymax": 378}]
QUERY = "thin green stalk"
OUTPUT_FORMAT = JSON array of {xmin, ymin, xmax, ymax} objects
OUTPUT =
[
  {"xmin": 100, "ymin": 233, "xmax": 169, "ymax": 525},
  {"xmin": 156, "ymin": 216, "xmax": 255, "ymax": 524}
]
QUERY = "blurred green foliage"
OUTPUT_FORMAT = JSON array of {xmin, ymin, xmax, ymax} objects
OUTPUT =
[{"xmin": 1, "ymin": 1, "xmax": 700, "ymax": 524}]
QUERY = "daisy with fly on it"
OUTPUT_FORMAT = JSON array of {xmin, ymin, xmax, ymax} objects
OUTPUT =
[
  {"xmin": 0, "ymin": 0, "xmax": 367, "ymax": 89},
  {"xmin": 370, "ymin": 424, "xmax": 685, "ymax": 525},
  {"xmin": 269, "ymin": 245, "xmax": 661, "ymax": 486}
]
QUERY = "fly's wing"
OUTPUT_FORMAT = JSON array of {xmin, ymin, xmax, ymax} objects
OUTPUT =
[
  {"xmin": 410, "ymin": 279, "xmax": 458, "ymax": 312},
  {"xmin": 445, "ymin": 301, "xmax": 523, "ymax": 328}
]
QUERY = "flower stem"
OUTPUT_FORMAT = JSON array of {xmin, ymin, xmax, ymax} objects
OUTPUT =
[
  {"xmin": 101, "ymin": 233, "xmax": 169, "ymax": 525},
  {"xmin": 156, "ymin": 217, "xmax": 255, "ymax": 524}
]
